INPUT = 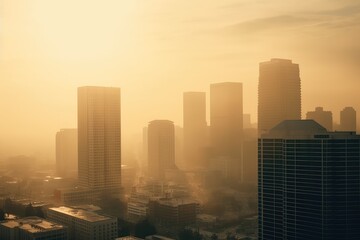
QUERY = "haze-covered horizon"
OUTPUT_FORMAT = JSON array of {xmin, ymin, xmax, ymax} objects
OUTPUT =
[{"xmin": 1, "ymin": 0, "xmax": 360, "ymax": 160}]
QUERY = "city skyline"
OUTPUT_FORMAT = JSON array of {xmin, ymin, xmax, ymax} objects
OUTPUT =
[
  {"xmin": 1, "ymin": 0, "xmax": 360, "ymax": 160},
  {"xmin": 1, "ymin": 1, "xmax": 359, "ymax": 240}
]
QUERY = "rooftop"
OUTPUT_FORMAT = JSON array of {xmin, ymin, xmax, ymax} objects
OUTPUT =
[
  {"xmin": 48, "ymin": 206, "xmax": 113, "ymax": 223},
  {"xmin": 263, "ymin": 120, "xmax": 360, "ymax": 139},
  {"xmin": 1, "ymin": 217, "xmax": 65, "ymax": 233}
]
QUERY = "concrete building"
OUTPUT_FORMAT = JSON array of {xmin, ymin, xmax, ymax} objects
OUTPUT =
[
  {"xmin": 258, "ymin": 120, "xmax": 360, "ymax": 240},
  {"xmin": 183, "ymin": 92, "xmax": 207, "ymax": 170},
  {"xmin": 54, "ymin": 187, "xmax": 103, "ymax": 204},
  {"xmin": 148, "ymin": 120, "xmax": 176, "ymax": 180},
  {"xmin": 78, "ymin": 86, "xmax": 121, "ymax": 194},
  {"xmin": 210, "ymin": 82, "xmax": 243, "ymax": 182},
  {"xmin": 56, "ymin": 129, "xmax": 77, "ymax": 178},
  {"xmin": 47, "ymin": 206, "xmax": 117, "ymax": 240},
  {"xmin": 340, "ymin": 107, "xmax": 356, "ymax": 131},
  {"xmin": 148, "ymin": 198, "xmax": 198, "ymax": 226},
  {"xmin": 0, "ymin": 216, "xmax": 68, "ymax": 240},
  {"xmin": 258, "ymin": 58, "xmax": 301, "ymax": 135},
  {"xmin": 306, "ymin": 106, "xmax": 333, "ymax": 131}
]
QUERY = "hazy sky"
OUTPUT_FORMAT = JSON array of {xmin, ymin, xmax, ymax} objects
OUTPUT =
[{"xmin": 1, "ymin": 0, "xmax": 360, "ymax": 160}]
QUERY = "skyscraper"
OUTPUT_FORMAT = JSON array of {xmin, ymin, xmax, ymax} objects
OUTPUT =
[
  {"xmin": 340, "ymin": 107, "xmax": 356, "ymax": 131},
  {"xmin": 148, "ymin": 120, "xmax": 176, "ymax": 180},
  {"xmin": 306, "ymin": 106, "xmax": 333, "ymax": 131},
  {"xmin": 258, "ymin": 120, "xmax": 360, "ymax": 240},
  {"xmin": 258, "ymin": 58, "xmax": 301, "ymax": 135},
  {"xmin": 183, "ymin": 92, "xmax": 207, "ymax": 170},
  {"xmin": 77, "ymin": 86, "xmax": 121, "ymax": 192},
  {"xmin": 210, "ymin": 82, "xmax": 243, "ymax": 181},
  {"xmin": 56, "ymin": 128, "xmax": 78, "ymax": 178}
]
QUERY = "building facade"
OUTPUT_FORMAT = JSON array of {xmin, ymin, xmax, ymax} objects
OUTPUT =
[
  {"xmin": 148, "ymin": 120, "xmax": 176, "ymax": 180},
  {"xmin": 306, "ymin": 107, "xmax": 333, "ymax": 131},
  {"xmin": 210, "ymin": 82, "xmax": 243, "ymax": 181},
  {"xmin": 258, "ymin": 120, "xmax": 360, "ymax": 240},
  {"xmin": 77, "ymin": 86, "xmax": 121, "ymax": 193},
  {"xmin": 56, "ymin": 128, "xmax": 78, "ymax": 178},
  {"xmin": 183, "ymin": 92, "xmax": 207, "ymax": 170},
  {"xmin": 258, "ymin": 58, "xmax": 301, "ymax": 135},
  {"xmin": 47, "ymin": 206, "xmax": 117, "ymax": 240},
  {"xmin": 148, "ymin": 198, "xmax": 198, "ymax": 227}
]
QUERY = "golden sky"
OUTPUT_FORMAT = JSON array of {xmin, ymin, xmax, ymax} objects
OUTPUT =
[{"xmin": 1, "ymin": 0, "xmax": 360, "ymax": 160}]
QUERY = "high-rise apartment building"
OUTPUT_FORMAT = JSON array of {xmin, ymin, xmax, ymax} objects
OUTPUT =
[
  {"xmin": 306, "ymin": 106, "xmax": 333, "ymax": 131},
  {"xmin": 56, "ymin": 128, "xmax": 78, "ymax": 178},
  {"xmin": 183, "ymin": 92, "xmax": 207, "ymax": 170},
  {"xmin": 258, "ymin": 120, "xmax": 360, "ymax": 240},
  {"xmin": 210, "ymin": 82, "xmax": 243, "ymax": 181},
  {"xmin": 258, "ymin": 58, "xmax": 301, "ymax": 135},
  {"xmin": 77, "ymin": 86, "xmax": 121, "ymax": 192},
  {"xmin": 340, "ymin": 107, "xmax": 357, "ymax": 131},
  {"xmin": 148, "ymin": 120, "xmax": 176, "ymax": 180}
]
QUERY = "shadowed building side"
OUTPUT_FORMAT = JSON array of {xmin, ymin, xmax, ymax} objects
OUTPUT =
[{"xmin": 258, "ymin": 120, "xmax": 360, "ymax": 240}]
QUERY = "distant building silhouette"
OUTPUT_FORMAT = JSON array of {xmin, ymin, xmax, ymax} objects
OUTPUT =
[
  {"xmin": 258, "ymin": 120, "xmax": 360, "ymax": 239},
  {"xmin": 210, "ymin": 82, "xmax": 243, "ymax": 182},
  {"xmin": 56, "ymin": 128, "xmax": 77, "ymax": 178},
  {"xmin": 77, "ymin": 86, "xmax": 121, "ymax": 193},
  {"xmin": 183, "ymin": 92, "xmax": 207, "ymax": 170},
  {"xmin": 306, "ymin": 106, "xmax": 333, "ymax": 131},
  {"xmin": 340, "ymin": 107, "xmax": 356, "ymax": 131},
  {"xmin": 148, "ymin": 120, "xmax": 176, "ymax": 180},
  {"xmin": 258, "ymin": 58, "xmax": 301, "ymax": 135}
]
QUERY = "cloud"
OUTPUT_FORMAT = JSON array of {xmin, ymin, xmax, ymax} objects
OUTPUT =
[{"xmin": 226, "ymin": 15, "xmax": 315, "ymax": 34}]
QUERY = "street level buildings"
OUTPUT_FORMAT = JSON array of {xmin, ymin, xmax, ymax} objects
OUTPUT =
[{"xmin": 0, "ymin": 216, "xmax": 68, "ymax": 240}]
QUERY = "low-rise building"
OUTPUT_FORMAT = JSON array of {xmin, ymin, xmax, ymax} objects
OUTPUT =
[
  {"xmin": 47, "ymin": 206, "xmax": 117, "ymax": 240},
  {"xmin": 54, "ymin": 187, "xmax": 102, "ymax": 204},
  {"xmin": 0, "ymin": 216, "xmax": 68, "ymax": 240},
  {"xmin": 148, "ymin": 198, "xmax": 198, "ymax": 226}
]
